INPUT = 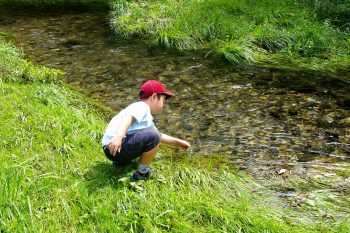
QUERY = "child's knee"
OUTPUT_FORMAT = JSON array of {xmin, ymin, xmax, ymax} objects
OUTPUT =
[{"xmin": 143, "ymin": 129, "xmax": 161, "ymax": 152}]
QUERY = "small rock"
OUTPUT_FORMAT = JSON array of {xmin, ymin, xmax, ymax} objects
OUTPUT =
[
  {"xmin": 278, "ymin": 169, "xmax": 287, "ymax": 175},
  {"xmin": 322, "ymin": 214, "xmax": 335, "ymax": 220},
  {"xmin": 251, "ymin": 186, "xmax": 261, "ymax": 193},
  {"xmin": 340, "ymin": 117, "xmax": 350, "ymax": 126},
  {"xmin": 324, "ymin": 113, "xmax": 335, "ymax": 123},
  {"xmin": 323, "ymin": 173, "xmax": 336, "ymax": 177},
  {"xmin": 306, "ymin": 199, "xmax": 316, "ymax": 207},
  {"xmin": 238, "ymin": 166, "xmax": 249, "ymax": 170}
]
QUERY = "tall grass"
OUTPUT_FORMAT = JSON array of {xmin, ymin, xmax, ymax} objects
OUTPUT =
[
  {"xmin": 315, "ymin": 0, "xmax": 350, "ymax": 30},
  {"xmin": 110, "ymin": 0, "xmax": 350, "ymax": 74},
  {"xmin": 1, "ymin": 36, "xmax": 349, "ymax": 231},
  {"xmin": 0, "ymin": 39, "xmax": 63, "ymax": 83}
]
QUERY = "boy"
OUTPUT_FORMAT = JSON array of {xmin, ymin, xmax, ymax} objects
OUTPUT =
[{"xmin": 102, "ymin": 80, "xmax": 190, "ymax": 181}]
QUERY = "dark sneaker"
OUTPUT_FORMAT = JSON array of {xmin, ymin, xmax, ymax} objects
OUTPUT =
[
  {"xmin": 130, "ymin": 171, "xmax": 150, "ymax": 182},
  {"xmin": 130, "ymin": 169, "xmax": 158, "ymax": 182}
]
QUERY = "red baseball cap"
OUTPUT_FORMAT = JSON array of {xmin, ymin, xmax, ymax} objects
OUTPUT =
[{"xmin": 139, "ymin": 80, "xmax": 174, "ymax": 99}]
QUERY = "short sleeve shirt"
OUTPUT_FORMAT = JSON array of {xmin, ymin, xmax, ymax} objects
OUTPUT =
[{"xmin": 101, "ymin": 101, "xmax": 157, "ymax": 146}]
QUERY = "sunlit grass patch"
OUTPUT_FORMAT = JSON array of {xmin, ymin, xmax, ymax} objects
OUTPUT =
[
  {"xmin": 110, "ymin": 0, "xmax": 350, "ymax": 74},
  {"xmin": 0, "ymin": 39, "xmax": 62, "ymax": 83}
]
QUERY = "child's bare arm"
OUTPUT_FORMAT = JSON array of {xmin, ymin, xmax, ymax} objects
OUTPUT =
[
  {"xmin": 160, "ymin": 133, "xmax": 190, "ymax": 149},
  {"xmin": 107, "ymin": 115, "xmax": 134, "ymax": 156}
]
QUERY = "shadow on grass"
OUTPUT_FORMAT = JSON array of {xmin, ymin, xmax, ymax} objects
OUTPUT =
[{"xmin": 84, "ymin": 161, "xmax": 138, "ymax": 192}]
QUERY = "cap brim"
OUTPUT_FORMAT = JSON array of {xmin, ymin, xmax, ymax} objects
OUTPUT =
[{"xmin": 163, "ymin": 91, "xmax": 174, "ymax": 99}]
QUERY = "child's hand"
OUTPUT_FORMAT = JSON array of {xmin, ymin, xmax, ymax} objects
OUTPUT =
[
  {"xmin": 178, "ymin": 140, "xmax": 190, "ymax": 149},
  {"xmin": 108, "ymin": 137, "xmax": 122, "ymax": 156},
  {"xmin": 160, "ymin": 133, "xmax": 190, "ymax": 149}
]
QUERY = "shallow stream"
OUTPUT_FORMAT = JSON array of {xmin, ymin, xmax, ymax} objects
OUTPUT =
[{"xmin": 1, "ymin": 8, "xmax": 349, "ymax": 215}]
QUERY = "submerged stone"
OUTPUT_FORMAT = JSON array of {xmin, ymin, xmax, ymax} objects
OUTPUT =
[{"xmin": 340, "ymin": 117, "xmax": 350, "ymax": 126}]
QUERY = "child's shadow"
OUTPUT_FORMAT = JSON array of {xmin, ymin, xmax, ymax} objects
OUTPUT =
[{"xmin": 83, "ymin": 161, "xmax": 137, "ymax": 192}]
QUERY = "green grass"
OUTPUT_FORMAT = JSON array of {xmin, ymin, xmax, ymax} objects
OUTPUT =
[
  {"xmin": 110, "ymin": 0, "xmax": 350, "ymax": 75},
  {"xmin": 1, "ymin": 34, "xmax": 350, "ymax": 232}
]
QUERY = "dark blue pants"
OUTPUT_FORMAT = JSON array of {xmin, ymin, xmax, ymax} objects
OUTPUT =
[{"xmin": 103, "ymin": 129, "xmax": 161, "ymax": 165}]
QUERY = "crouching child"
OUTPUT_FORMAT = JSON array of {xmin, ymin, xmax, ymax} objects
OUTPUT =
[{"xmin": 102, "ymin": 80, "xmax": 190, "ymax": 181}]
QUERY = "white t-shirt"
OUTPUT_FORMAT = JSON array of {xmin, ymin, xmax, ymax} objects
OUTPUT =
[{"xmin": 101, "ymin": 101, "xmax": 157, "ymax": 146}]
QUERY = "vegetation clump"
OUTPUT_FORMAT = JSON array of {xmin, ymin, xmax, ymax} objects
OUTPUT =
[
  {"xmin": 315, "ymin": 0, "xmax": 350, "ymax": 30},
  {"xmin": 0, "ymin": 39, "xmax": 62, "ymax": 83},
  {"xmin": 110, "ymin": 0, "xmax": 350, "ymax": 74}
]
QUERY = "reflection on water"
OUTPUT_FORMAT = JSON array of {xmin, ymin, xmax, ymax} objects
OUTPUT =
[{"xmin": 1, "ymin": 10, "xmax": 349, "ymax": 169}]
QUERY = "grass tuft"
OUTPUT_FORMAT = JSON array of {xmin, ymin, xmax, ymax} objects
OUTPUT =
[
  {"xmin": 110, "ymin": 0, "xmax": 350, "ymax": 75},
  {"xmin": 0, "ymin": 38, "xmax": 63, "ymax": 84}
]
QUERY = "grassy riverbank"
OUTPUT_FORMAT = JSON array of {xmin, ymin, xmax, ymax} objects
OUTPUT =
[
  {"xmin": 110, "ymin": 0, "xmax": 350, "ymax": 75},
  {"xmin": 1, "ymin": 35, "xmax": 350, "ymax": 232}
]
